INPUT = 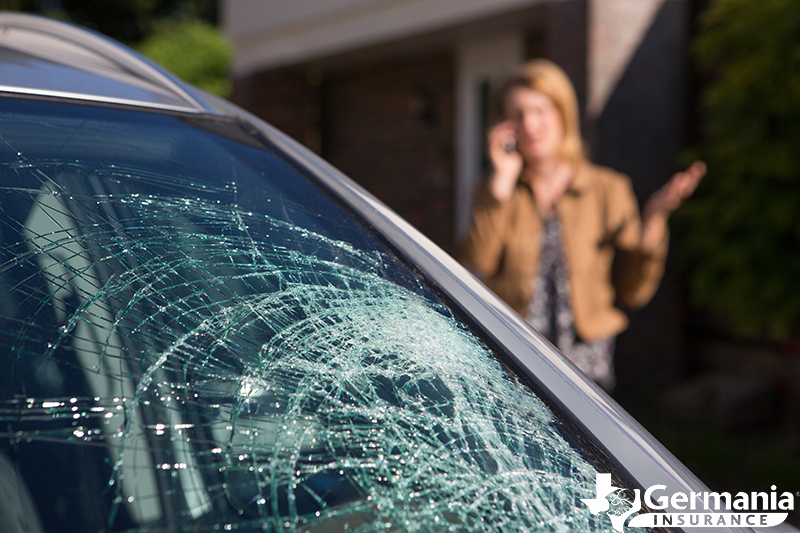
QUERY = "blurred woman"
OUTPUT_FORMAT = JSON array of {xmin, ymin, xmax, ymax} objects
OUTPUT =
[{"xmin": 459, "ymin": 59, "xmax": 705, "ymax": 391}]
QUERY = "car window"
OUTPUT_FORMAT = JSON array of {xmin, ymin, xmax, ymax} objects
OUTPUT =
[{"xmin": 0, "ymin": 98, "xmax": 647, "ymax": 532}]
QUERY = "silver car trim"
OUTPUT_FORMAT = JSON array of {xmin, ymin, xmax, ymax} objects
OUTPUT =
[{"xmin": 0, "ymin": 85, "xmax": 203, "ymax": 113}]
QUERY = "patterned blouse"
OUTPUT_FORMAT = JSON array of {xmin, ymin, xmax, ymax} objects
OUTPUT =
[{"xmin": 526, "ymin": 215, "xmax": 616, "ymax": 391}]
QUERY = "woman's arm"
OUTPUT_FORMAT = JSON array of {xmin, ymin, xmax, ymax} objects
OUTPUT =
[
  {"xmin": 612, "ymin": 161, "xmax": 706, "ymax": 308},
  {"xmin": 457, "ymin": 181, "xmax": 515, "ymax": 279},
  {"xmin": 457, "ymin": 121, "xmax": 524, "ymax": 277}
]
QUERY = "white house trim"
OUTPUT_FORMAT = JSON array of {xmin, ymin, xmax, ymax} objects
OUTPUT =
[{"xmin": 224, "ymin": 0, "xmax": 543, "ymax": 76}]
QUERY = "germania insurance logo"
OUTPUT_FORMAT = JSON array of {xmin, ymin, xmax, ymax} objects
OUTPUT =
[{"xmin": 581, "ymin": 473, "xmax": 795, "ymax": 531}]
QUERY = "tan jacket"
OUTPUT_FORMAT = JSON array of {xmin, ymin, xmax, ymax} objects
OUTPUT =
[{"xmin": 458, "ymin": 162, "xmax": 668, "ymax": 341}]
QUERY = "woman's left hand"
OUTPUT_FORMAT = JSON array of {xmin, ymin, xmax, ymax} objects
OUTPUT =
[{"xmin": 640, "ymin": 160, "xmax": 706, "ymax": 252}]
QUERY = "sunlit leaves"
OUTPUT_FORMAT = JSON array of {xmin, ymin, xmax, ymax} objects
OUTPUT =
[{"xmin": 136, "ymin": 18, "xmax": 232, "ymax": 99}]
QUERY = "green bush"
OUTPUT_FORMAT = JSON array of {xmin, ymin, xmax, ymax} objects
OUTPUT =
[
  {"xmin": 136, "ymin": 18, "xmax": 232, "ymax": 98},
  {"xmin": 676, "ymin": 0, "xmax": 800, "ymax": 339}
]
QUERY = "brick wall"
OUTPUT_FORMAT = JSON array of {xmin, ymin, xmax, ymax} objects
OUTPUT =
[
  {"xmin": 233, "ymin": 53, "xmax": 456, "ymax": 253},
  {"xmin": 321, "ymin": 53, "xmax": 455, "ymax": 252},
  {"xmin": 231, "ymin": 68, "xmax": 320, "ymax": 153}
]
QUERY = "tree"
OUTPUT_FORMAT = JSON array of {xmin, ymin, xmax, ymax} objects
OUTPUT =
[
  {"xmin": 1, "ymin": 0, "xmax": 217, "ymax": 44},
  {"xmin": 136, "ymin": 18, "xmax": 231, "ymax": 98},
  {"xmin": 676, "ymin": 0, "xmax": 800, "ymax": 339},
  {"xmin": 2, "ymin": 0, "xmax": 231, "ymax": 99}
]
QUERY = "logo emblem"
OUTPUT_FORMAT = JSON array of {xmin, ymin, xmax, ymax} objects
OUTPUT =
[
  {"xmin": 581, "ymin": 474, "xmax": 793, "ymax": 530},
  {"xmin": 581, "ymin": 473, "xmax": 641, "ymax": 532}
]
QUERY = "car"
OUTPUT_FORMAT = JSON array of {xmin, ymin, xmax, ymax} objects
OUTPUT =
[{"xmin": 0, "ymin": 11, "xmax": 791, "ymax": 533}]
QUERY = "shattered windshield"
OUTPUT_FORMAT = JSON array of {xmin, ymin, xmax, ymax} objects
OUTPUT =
[{"xmin": 0, "ymin": 98, "xmax": 636, "ymax": 532}]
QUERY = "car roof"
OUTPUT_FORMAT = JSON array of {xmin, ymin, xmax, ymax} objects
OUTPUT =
[{"xmin": 0, "ymin": 11, "xmax": 216, "ymax": 114}]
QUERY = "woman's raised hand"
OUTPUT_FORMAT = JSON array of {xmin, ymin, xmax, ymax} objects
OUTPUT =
[
  {"xmin": 486, "ymin": 120, "xmax": 524, "ymax": 202},
  {"xmin": 641, "ymin": 160, "xmax": 707, "ymax": 252}
]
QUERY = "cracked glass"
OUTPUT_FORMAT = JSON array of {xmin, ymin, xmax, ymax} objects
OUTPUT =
[{"xmin": 0, "ymin": 98, "xmax": 645, "ymax": 532}]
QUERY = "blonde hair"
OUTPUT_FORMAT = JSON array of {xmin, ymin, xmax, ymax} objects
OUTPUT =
[{"xmin": 502, "ymin": 59, "xmax": 585, "ymax": 163}]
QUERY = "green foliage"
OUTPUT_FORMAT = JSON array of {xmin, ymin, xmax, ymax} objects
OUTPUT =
[
  {"xmin": 136, "ymin": 18, "xmax": 231, "ymax": 98},
  {"xmin": 4, "ymin": 1, "xmax": 231, "ymax": 99},
  {"xmin": 2, "ymin": 0, "xmax": 218, "ymax": 44},
  {"xmin": 676, "ymin": 0, "xmax": 800, "ymax": 339}
]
